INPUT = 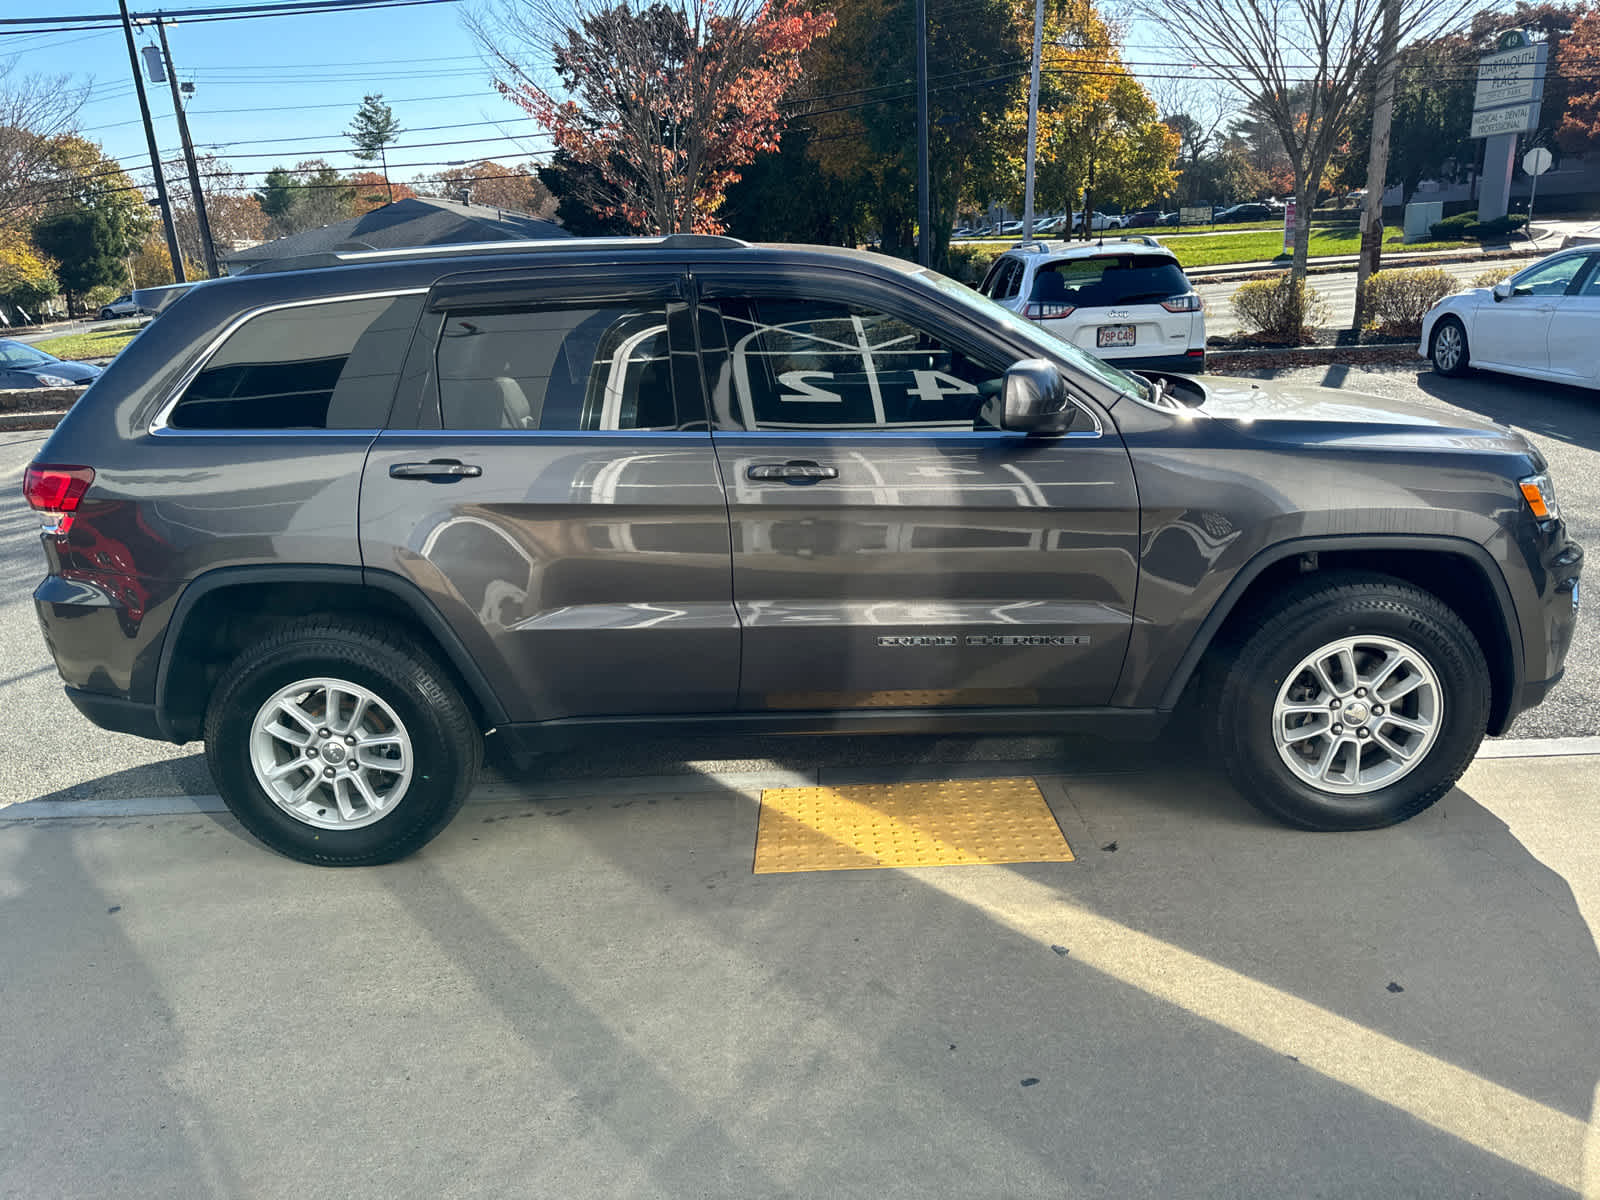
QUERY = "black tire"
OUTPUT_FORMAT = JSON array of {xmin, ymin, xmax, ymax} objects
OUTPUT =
[
  {"xmin": 204, "ymin": 620, "xmax": 480, "ymax": 865},
  {"xmin": 1214, "ymin": 572, "xmax": 1490, "ymax": 831},
  {"xmin": 1429, "ymin": 315, "xmax": 1470, "ymax": 377},
  {"xmin": 98, "ymin": 308, "xmax": 114, "ymax": 321}
]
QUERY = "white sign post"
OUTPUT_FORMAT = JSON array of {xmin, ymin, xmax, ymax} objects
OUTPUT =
[
  {"xmin": 1472, "ymin": 31, "xmax": 1548, "ymax": 223},
  {"xmin": 1523, "ymin": 146, "xmax": 1553, "ymax": 241}
]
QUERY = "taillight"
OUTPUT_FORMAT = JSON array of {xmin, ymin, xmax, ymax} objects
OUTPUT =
[
  {"xmin": 1161, "ymin": 293, "xmax": 1203, "ymax": 312},
  {"xmin": 23, "ymin": 464, "xmax": 94, "ymax": 536},
  {"xmin": 1025, "ymin": 302, "xmax": 1075, "ymax": 320}
]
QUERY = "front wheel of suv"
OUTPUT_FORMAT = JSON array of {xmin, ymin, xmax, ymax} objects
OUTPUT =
[
  {"xmin": 1214, "ymin": 573, "xmax": 1490, "ymax": 831},
  {"xmin": 204, "ymin": 620, "xmax": 480, "ymax": 865}
]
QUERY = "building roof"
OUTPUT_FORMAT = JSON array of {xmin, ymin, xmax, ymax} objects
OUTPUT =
[{"xmin": 224, "ymin": 194, "xmax": 570, "ymax": 269}]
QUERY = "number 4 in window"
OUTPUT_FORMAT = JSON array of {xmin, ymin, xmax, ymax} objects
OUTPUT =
[{"xmin": 907, "ymin": 369, "xmax": 979, "ymax": 405}]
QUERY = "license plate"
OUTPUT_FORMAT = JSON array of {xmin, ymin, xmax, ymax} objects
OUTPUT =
[{"xmin": 1097, "ymin": 324, "xmax": 1136, "ymax": 348}]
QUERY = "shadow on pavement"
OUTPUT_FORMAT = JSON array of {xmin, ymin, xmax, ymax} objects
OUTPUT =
[
  {"xmin": 2, "ymin": 760, "xmax": 1593, "ymax": 1196},
  {"xmin": 26, "ymin": 751, "xmax": 214, "ymax": 805},
  {"xmin": 379, "ymin": 765, "xmax": 1597, "ymax": 1196},
  {"xmin": 1415, "ymin": 368, "xmax": 1600, "ymax": 454},
  {"xmin": 0, "ymin": 825, "xmax": 247, "ymax": 1196}
]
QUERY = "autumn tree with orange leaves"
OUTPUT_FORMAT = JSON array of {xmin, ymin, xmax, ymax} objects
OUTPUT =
[
  {"xmin": 471, "ymin": 0, "xmax": 834, "ymax": 234},
  {"xmin": 1558, "ymin": 6, "xmax": 1600, "ymax": 151}
]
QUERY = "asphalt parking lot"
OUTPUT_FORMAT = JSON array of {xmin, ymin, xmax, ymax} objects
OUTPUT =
[{"xmin": 3, "ymin": 364, "xmax": 1598, "ymax": 1197}]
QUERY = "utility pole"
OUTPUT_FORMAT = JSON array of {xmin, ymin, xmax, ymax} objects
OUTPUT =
[
  {"xmin": 117, "ymin": 0, "xmax": 184, "ymax": 283},
  {"xmin": 1022, "ymin": 0, "xmax": 1043, "ymax": 242},
  {"xmin": 915, "ymin": 0, "xmax": 931, "ymax": 267},
  {"xmin": 1352, "ymin": 0, "xmax": 1401, "ymax": 331},
  {"xmin": 155, "ymin": 20, "xmax": 219, "ymax": 277}
]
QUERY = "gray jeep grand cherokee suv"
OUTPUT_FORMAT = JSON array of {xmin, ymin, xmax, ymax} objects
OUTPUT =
[{"xmin": 25, "ymin": 236, "xmax": 1583, "ymax": 864}]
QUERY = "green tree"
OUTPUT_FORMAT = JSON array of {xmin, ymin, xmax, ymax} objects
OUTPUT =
[
  {"xmin": 535, "ymin": 149, "xmax": 635, "ymax": 236},
  {"xmin": 256, "ymin": 166, "xmax": 298, "ymax": 223},
  {"xmin": 253, "ymin": 160, "xmax": 357, "ymax": 237},
  {"xmin": 802, "ymin": 0, "xmax": 1024, "ymax": 265},
  {"xmin": 347, "ymin": 94, "xmax": 403, "ymax": 203},
  {"xmin": 721, "ymin": 125, "xmax": 872, "ymax": 243},
  {"xmin": 39, "ymin": 135, "xmax": 151, "ymax": 259},
  {"xmin": 32, "ymin": 207, "xmax": 123, "ymax": 312}
]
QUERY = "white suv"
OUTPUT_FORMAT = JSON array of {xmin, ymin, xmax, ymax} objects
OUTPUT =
[{"xmin": 976, "ymin": 239, "xmax": 1206, "ymax": 372}]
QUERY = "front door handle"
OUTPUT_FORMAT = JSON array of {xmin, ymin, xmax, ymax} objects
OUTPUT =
[
  {"xmin": 389, "ymin": 459, "xmax": 483, "ymax": 481},
  {"xmin": 747, "ymin": 460, "xmax": 838, "ymax": 484}
]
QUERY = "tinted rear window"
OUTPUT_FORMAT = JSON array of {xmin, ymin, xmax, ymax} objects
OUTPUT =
[
  {"xmin": 168, "ymin": 294, "xmax": 422, "ymax": 430},
  {"xmin": 1030, "ymin": 256, "xmax": 1189, "ymax": 307}
]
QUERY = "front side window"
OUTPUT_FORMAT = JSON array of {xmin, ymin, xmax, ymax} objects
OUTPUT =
[
  {"xmin": 436, "ymin": 302, "xmax": 680, "ymax": 431},
  {"xmin": 711, "ymin": 297, "xmax": 1004, "ymax": 431},
  {"xmin": 1574, "ymin": 256, "xmax": 1600, "ymax": 296},
  {"xmin": 1510, "ymin": 255, "xmax": 1588, "ymax": 298},
  {"xmin": 168, "ymin": 294, "xmax": 422, "ymax": 430}
]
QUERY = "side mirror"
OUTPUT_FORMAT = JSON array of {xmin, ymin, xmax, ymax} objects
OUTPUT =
[
  {"xmin": 989, "ymin": 358, "xmax": 1075, "ymax": 434},
  {"xmin": 1493, "ymin": 280, "xmax": 1512, "ymax": 302}
]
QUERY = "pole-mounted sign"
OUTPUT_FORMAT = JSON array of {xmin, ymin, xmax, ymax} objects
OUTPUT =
[{"xmin": 1472, "ymin": 30, "xmax": 1549, "ymax": 222}]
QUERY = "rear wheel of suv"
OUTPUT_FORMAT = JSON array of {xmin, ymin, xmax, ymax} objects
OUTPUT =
[
  {"xmin": 1430, "ymin": 316, "xmax": 1470, "ymax": 376},
  {"xmin": 204, "ymin": 620, "xmax": 480, "ymax": 865},
  {"xmin": 1214, "ymin": 573, "xmax": 1490, "ymax": 830}
]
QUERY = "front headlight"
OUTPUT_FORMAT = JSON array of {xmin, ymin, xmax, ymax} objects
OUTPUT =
[
  {"xmin": 33, "ymin": 374, "xmax": 74, "ymax": 387},
  {"xmin": 1519, "ymin": 472, "xmax": 1560, "ymax": 520}
]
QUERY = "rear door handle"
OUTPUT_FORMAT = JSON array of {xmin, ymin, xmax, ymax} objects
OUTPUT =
[
  {"xmin": 747, "ymin": 460, "xmax": 838, "ymax": 484},
  {"xmin": 389, "ymin": 459, "xmax": 483, "ymax": 480}
]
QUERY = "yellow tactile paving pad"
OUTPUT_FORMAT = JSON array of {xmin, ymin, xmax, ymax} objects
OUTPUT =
[{"xmin": 753, "ymin": 777, "xmax": 1074, "ymax": 874}]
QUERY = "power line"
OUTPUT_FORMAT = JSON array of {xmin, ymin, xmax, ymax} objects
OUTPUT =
[{"xmin": 0, "ymin": 0, "xmax": 463, "ymax": 28}]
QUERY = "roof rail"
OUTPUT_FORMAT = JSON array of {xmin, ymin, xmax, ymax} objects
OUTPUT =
[
  {"xmin": 232, "ymin": 234, "xmax": 752, "ymax": 276},
  {"xmin": 657, "ymin": 233, "xmax": 748, "ymax": 249}
]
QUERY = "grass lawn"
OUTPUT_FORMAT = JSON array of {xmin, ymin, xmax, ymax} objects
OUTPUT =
[
  {"xmin": 954, "ymin": 222, "xmax": 1473, "ymax": 267},
  {"xmin": 1169, "ymin": 225, "xmax": 1471, "ymax": 268},
  {"xmin": 31, "ymin": 324, "xmax": 143, "ymax": 362}
]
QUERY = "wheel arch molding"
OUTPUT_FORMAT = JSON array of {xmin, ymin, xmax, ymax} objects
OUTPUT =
[
  {"xmin": 153, "ymin": 564, "xmax": 510, "ymax": 742},
  {"xmin": 1146, "ymin": 534, "xmax": 1525, "ymax": 732}
]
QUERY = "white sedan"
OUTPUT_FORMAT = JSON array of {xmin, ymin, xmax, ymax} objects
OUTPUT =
[{"xmin": 1421, "ymin": 247, "xmax": 1600, "ymax": 387}]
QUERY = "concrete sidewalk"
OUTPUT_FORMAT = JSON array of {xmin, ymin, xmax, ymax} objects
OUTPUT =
[{"xmin": 3, "ymin": 754, "xmax": 1597, "ymax": 1198}]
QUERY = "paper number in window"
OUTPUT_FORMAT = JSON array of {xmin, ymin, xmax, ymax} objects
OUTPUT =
[
  {"xmin": 776, "ymin": 371, "xmax": 844, "ymax": 403},
  {"xmin": 907, "ymin": 369, "xmax": 980, "ymax": 405}
]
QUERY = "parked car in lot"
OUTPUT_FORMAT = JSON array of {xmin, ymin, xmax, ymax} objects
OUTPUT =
[
  {"xmin": 98, "ymin": 294, "xmax": 145, "ymax": 320},
  {"xmin": 1423, "ymin": 247, "xmax": 1600, "ymax": 388},
  {"xmin": 0, "ymin": 339, "xmax": 103, "ymax": 389},
  {"xmin": 25, "ymin": 235, "xmax": 1582, "ymax": 864},
  {"xmin": 1216, "ymin": 202, "xmax": 1275, "ymax": 223},
  {"xmin": 977, "ymin": 239, "xmax": 1206, "ymax": 372},
  {"xmin": 1124, "ymin": 209, "xmax": 1161, "ymax": 228}
]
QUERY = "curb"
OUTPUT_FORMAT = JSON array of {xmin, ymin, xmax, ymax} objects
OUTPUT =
[
  {"xmin": 3, "ymin": 738, "xmax": 1596, "ymax": 822},
  {"xmin": 1207, "ymin": 342, "xmax": 1420, "ymax": 372},
  {"xmin": 0, "ymin": 411, "xmax": 70, "ymax": 432}
]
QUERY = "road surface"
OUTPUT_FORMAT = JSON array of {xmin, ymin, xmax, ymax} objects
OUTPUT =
[{"xmin": 1196, "ymin": 258, "xmax": 1540, "ymax": 336}]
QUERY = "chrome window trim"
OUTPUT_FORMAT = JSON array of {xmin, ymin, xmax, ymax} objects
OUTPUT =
[{"xmin": 147, "ymin": 288, "xmax": 429, "ymax": 435}]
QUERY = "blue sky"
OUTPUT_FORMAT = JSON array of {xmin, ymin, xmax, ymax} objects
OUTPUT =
[
  {"xmin": 2, "ymin": 0, "xmax": 1202, "ymax": 197},
  {"xmin": 2, "ymin": 0, "xmax": 551, "ymax": 191}
]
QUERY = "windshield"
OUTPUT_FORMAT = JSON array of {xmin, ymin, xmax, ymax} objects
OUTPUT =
[
  {"xmin": 1032, "ymin": 256, "xmax": 1190, "ymax": 307},
  {"xmin": 0, "ymin": 341, "xmax": 54, "ymax": 368},
  {"xmin": 918, "ymin": 268, "xmax": 1148, "ymax": 401}
]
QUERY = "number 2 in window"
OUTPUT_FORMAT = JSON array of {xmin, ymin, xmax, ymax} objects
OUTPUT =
[
  {"xmin": 907, "ymin": 369, "xmax": 979, "ymax": 406},
  {"xmin": 776, "ymin": 371, "xmax": 843, "ymax": 403}
]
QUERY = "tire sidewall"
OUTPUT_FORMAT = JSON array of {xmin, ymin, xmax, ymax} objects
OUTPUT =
[
  {"xmin": 207, "ymin": 640, "xmax": 473, "ymax": 864},
  {"xmin": 1226, "ymin": 595, "xmax": 1488, "ymax": 829},
  {"xmin": 1431, "ymin": 317, "xmax": 1467, "ymax": 376}
]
